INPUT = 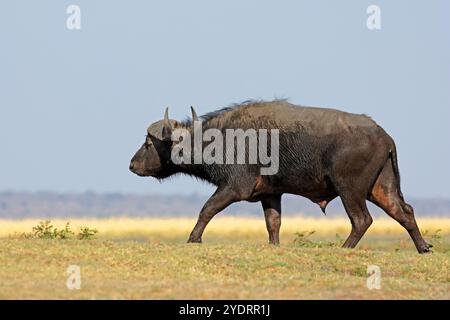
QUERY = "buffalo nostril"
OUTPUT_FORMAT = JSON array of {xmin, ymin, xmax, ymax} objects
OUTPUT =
[{"xmin": 129, "ymin": 163, "xmax": 135, "ymax": 171}]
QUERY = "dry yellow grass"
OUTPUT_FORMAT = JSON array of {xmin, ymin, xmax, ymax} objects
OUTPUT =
[
  {"xmin": 0, "ymin": 216, "xmax": 448, "ymax": 299},
  {"xmin": 1, "ymin": 216, "xmax": 449, "ymax": 239}
]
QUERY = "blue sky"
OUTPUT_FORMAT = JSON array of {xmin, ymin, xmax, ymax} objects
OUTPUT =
[{"xmin": 0, "ymin": 1, "xmax": 449, "ymax": 197}]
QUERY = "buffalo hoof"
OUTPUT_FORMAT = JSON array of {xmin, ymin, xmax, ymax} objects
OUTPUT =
[
  {"xmin": 418, "ymin": 243, "xmax": 433, "ymax": 254},
  {"xmin": 187, "ymin": 238, "xmax": 202, "ymax": 244}
]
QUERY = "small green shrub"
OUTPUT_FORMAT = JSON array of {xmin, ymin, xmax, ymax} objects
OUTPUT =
[
  {"xmin": 56, "ymin": 222, "xmax": 75, "ymax": 239},
  {"xmin": 293, "ymin": 230, "xmax": 339, "ymax": 248},
  {"xmin": 30, "ymin": 220, "xmax": 55, "ymax": 239},
  {"xmin": 78, "ymin": 227, "xmax": 98, "ymax": 240},
  {"xmin": 422, "ymin": 228, "xmax": 442, "ymax": 248},
  {"xmin": 22, "ymin": 221, "xmax": 97, "ymax": 240}
]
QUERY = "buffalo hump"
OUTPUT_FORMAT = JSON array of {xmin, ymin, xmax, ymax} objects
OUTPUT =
[{"xmin": 201, "ymin": 100, "xmax": 377, "ymax": 135}]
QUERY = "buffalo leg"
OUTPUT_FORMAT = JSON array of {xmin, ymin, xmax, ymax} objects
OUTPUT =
[
  {"xmin": 187, "ymin": 186, "xmax": 238, "ymax": 243},
  {"xmin": 340, "ymin": 195, "xmax": 373, "ymax": 248},
  {"xmin": 261, "ymin": 195, "xmax": 282, "ymax": 245},
  {"xmin": 369, "ymin": 161, "xmax": 430, "ymax": 253},
  {"xmin": 328, "ymin": 136, "xmax": 389, "ymax": 249}
]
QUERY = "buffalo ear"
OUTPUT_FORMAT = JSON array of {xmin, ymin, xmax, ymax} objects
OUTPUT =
[
  {"xmin": 162, "ymin": 107, "xmax": 172, "ymax": 140},
  {"xmin": 190, "ymin": 106, "xmax": 199, "ymax": 122},
  {"xmin": 148, "ymin": 133, "xmax": 158, "ymax": 144}
]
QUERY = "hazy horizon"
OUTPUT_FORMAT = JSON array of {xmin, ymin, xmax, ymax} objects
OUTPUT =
[{"xmin": 1, "ymin": 1, "xmax": 449, "ymax": 197}]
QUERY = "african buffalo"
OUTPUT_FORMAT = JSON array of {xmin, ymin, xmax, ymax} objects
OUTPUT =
[{"xmin": 130, "ymin": 100, "xmax": 431, "ymax": 253}]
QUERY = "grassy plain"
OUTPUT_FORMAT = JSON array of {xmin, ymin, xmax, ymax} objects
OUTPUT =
[{"xmin": 0, "ymin": 216, "xmax": 448, "ymax": 299}]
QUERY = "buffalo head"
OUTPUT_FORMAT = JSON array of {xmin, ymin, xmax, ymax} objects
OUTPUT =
[
  {"xmin": 129, "ymin": 107, "xmax": 198, "ymax": 179},
  {"xmin": 129, "ymin": 108, "xmax": 178, "ymax": 178}
]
